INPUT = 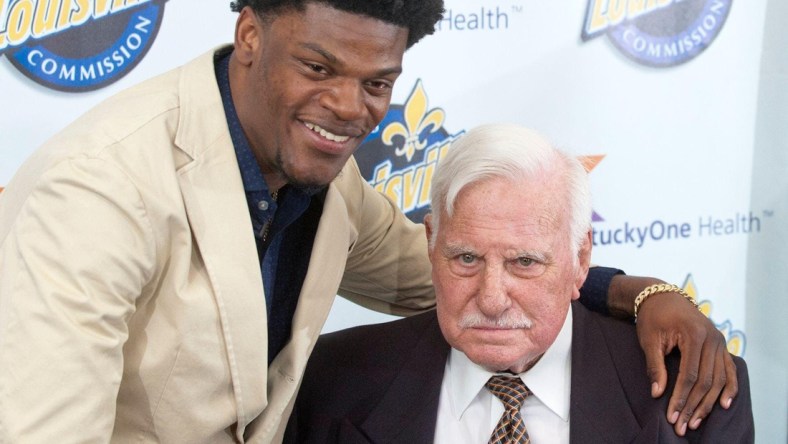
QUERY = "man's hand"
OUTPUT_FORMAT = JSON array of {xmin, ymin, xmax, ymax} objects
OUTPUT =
[{"xmin": 610, "ymin": 274, "xmax": 739, "ymax": 437}]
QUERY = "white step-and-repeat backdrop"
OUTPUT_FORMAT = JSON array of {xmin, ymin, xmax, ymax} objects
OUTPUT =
[{"xmin": 1, "ymin": 1, "xmax": 785, "ymax": 441}]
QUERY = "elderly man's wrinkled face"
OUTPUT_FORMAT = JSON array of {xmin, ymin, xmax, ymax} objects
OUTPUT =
[{"xmin": 426, "ymin": 175, "xmax": 591, "ymax": 374}]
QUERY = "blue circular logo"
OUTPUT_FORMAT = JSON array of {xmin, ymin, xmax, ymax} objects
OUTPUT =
[
  {"xmin": 1, "ymin": 1, "xmax": 168, "ymax": 92},
  {"xmin": 582, "ymin": 0, "xmax": 732, "ymax": 67}
]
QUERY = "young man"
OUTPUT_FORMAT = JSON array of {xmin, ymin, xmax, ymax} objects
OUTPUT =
[{"xmin": 0, "ymin": 1, "xmax": 736, "ymax": 442}]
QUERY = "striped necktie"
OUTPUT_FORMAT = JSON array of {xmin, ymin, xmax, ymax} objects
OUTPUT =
[{"xmin": 485, "ymin": 375, "xmax": 532, "ymax": 444}]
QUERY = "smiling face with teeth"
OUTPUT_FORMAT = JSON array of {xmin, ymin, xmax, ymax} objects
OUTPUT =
[{"xmin": 230, "ymin": 3, "xmax": 409, "ymax": 191}]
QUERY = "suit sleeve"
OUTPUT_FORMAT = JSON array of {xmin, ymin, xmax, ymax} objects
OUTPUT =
[
  {"xmin": 334, "ymin": 158, "xmax": 435, "ymax": 316},
  {"xmin": 0, "ymin": 157, "xmax": 156, "ymax": 442}
]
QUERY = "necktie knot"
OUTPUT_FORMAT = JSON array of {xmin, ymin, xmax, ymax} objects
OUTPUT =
[
  {"xmin": 485, "ymin": 375, "xmax": 532, "ymax": 444},
  {"xmin": 485, "ymin": 375, "xmax": 531, "ymax": 411}
]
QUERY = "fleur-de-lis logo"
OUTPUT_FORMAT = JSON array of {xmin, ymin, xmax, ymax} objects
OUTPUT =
[
  {"xmin": 683, "ymin": 274, "xmax": 746, "ymax": 357},
  {"xmin": 382, "ymin": 80, "xmax": 445, "ymax": 162}
]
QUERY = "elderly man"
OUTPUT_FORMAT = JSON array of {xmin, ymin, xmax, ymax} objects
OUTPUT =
[{"xmin": 285, "ymin": 124, "xmax": 754, "ymax": 443}]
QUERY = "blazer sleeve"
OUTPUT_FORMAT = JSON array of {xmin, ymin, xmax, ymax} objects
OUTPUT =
[
  {"xmin": 578, "ymin": 265, "xmax": 624, "ymax": 316},
  {"xmin": 333, "ymin": 157, "xmax": 436, "ymax": 316},
  {"xmin": 0, "ymin": 157, "xmax": 157, "ymax": 442}
]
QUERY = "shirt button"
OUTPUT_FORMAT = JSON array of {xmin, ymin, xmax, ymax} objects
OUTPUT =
[{"xmin": 258, "ymin": 200, "xmax": 269, "ymax": 211}]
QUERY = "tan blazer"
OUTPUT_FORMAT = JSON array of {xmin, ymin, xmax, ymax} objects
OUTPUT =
[{"xmin": 0, "ymin": 47, "xmax": 434, "ymax": 443}]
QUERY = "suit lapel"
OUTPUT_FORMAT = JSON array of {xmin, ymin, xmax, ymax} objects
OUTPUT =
[
  {"xmin": 569, "ymin": 303, "xmax": 642, "ymax": 443},
  {"xmin": 359, "ymin": 312, "xmax": 449, "ymax": 443},
  {"xmin": 244, "ymin": 182, "xmax": 359, "ymax": 442},
  {"xmin": 175, "ymin": 48, "xmax": 269, "ymax": 441}
]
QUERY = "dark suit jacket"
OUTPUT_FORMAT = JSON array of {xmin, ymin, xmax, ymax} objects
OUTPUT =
[{"xmin": 285, "ymin": 302, "xmax": 754, "ymax": 443}]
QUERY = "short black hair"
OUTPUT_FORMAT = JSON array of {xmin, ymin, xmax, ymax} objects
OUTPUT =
[{"xmin": 229, "ymin": 0, "xmax": 444, "ymax": 48}]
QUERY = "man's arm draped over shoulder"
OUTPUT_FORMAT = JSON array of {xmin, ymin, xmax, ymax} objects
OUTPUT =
[
  {"xmin": 606, "ymin": 273, "xmax": 740, "ymax": 437},
  {"xmin": 335, "ymin": 158, "xmax": 435, "ymax": 315}
]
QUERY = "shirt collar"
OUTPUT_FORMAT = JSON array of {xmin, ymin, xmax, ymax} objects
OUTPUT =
[
  {"xmin": 521, "ymin": 306, "xmax": 572, "ymax": 421},
  {"xmin": 446, "ymin": 306, "xmax": 573, "ymax": 422},
  {"xmin": 215, "ymin": 51, "xmax": 270, "ymax": 194}
]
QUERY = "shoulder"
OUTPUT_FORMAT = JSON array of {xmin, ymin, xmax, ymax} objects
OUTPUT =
[
  {"xmin": 292, "ymin": 311, "xmax": 444, "ymax": 437},
  {"xmin": 300, "ymin": 311, "xmax": 441, "ymax": 398},
  {"xmin": 571, "ymin": 303, "xmax": 754, "ymax": 443},
  {"xmin": 45, "ymin": 48, "xmax": 220, "ymax": 162},
  {"xmin": 0, "ymin": 49, "xmax": 223, "ymax": 212},
  {"xmin": 330, "ymin": 155, "xmax": 405, "ymax": 223},
  {"xmin": 330, "ymin": 156, "xmax": 373, "ymax": 215},
  {"xmin": 686, "ymin": 354, "xmax": 754, "ymax": 443},
  {"xmin": 311, "ymin": 310, "xmax": 439, "ymax": 367},
  {"xmin": 571, "ymin": 301, "xmax": 641, "ymax": 354}
]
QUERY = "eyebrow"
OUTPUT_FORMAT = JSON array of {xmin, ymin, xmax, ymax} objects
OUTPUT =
[
  {"xmin": 300, "ymin": 42, "xmax": 337, "ymax": 64},
  {"xmin": 441, "ymin": 242, "xmax": 551, "ymax": 263},
  {"xmin": 299, "ymin": 42, "xmax": 403, "ymax": 77},
  {"xmin": 440, "ymin": 243, "xmax": 474, "ymax": 257}
]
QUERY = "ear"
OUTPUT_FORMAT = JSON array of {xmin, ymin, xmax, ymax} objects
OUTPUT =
[
  {"xmin": 571, "ymin": 230, "xmax": 593, "ymax": 301},
  {"xmin": 423, "ymin": 213, "xmax": 435, "ymax": 260},
  {"xmin": 233, "ymin": 6, "xmax": 261, "ymax": 66}
]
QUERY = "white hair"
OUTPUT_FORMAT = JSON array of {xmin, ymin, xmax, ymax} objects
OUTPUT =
[{"xmin": 428, "ymin": 123, "xmax": 592, "ymax": 258}]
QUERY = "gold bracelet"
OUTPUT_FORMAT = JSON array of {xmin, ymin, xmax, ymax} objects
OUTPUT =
[{"xmin": 633, "ymin": 283, "xmax": 699, "ymax": 321}]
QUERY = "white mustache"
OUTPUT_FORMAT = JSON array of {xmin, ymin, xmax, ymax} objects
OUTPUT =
[{"xmin": 458, "ymin": 313, "xmax": 533, "ymax": 329}]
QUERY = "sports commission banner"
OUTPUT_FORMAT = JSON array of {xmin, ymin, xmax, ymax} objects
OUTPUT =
[{"xmin": 0, "ymin": 1, "xmax": 783, "ymax": 441}]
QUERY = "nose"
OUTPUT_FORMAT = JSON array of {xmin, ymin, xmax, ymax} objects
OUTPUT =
[
  {"xmin": 476, "ymin": 263, "xmax": 511, "ymax": 317},
  {"xmin": 320, "ymin": 78, "xmax": 366, "ymax": 122}
]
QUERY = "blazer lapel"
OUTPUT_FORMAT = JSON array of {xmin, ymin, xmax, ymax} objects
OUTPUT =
[
  {"xmin": 175, "ymin": 48, "xmax": 269, "ymax": 441},
  {"xmin": 284, "ymin": 184, "xmax": 350, "ymax": 369},
  {"xmin": 244, "ymin": 183, "xmax": 358, "ymax": 442},
  {"xmin": 359, "ymin": 313, "xmax": 449, "ymax": 443},
  {"xmin": 569, "ymin": 303, "xmax": 642, "ymax": 443}
]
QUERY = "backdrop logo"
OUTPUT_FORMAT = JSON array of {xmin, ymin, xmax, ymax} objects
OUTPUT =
[
  {"xmin": 356, "ymin": 80, "xmax": 464, "ymax": 223},
  {"xmin": 0, "ymin": 0, "xmax": 168, "ymax": 92},
  {"xmin": 580, "ymin": 155, "xmax": 606, "ymax": 222},
  {"xmin": 581, "ymin": 0, "xmax": 732, "ymax": 67},
  {"xmin": 683, "ymin": 273, "xmax": 746, "ymax": 356}
]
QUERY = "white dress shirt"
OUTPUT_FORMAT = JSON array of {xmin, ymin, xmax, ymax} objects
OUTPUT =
[{"xmin": 433, "ymin": 307, "xmax": 573, "ymax": 444}]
